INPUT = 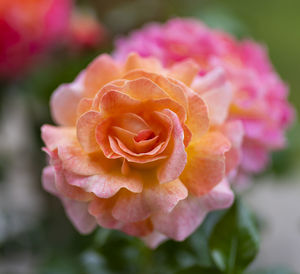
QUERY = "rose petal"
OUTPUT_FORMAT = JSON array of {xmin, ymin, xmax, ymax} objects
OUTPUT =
[
  {"xmin": 142, "ymin": 231, "xmax": 168, "ymax": 249},
  {"xmin": 112, "ymin": 191, "xmax": 151, "ymax": 222},
  {"xmin": 134, "ymin": 135, "xmax": 159, "ymax": 153},
  {"xmin": 203, "ymin": 179, "xmax": 234, "ymax": 210},
  {"xmin": 41, "ymin": 125, "xmax": 76, "ymax": 151},
  {"xmin": 92, "ymin": 80, "xmax": 126, "ymax": 110},
  {"xmin": 84, "ymin": 54, "xmax": 121, "ymax": 97},
  {"xmin": 191, "ymin": 67, "xmax": 227, "ymax": 94},
  {"xmin": 169, "ymin": 59, "xmax": 200, "ymax": 85},
  {"xmin": 143, "ymin": 179, "xmax": 188, "ymax": 213},
  {"xmin": 201, "ymin": 81, "xmax": 233, "ymax": 125},
  {"xmin": 50, "ymin": 72, "xmax": 85, "ymax": 126},
  {"xmin": 124, "ymin": 52, "xmax": 162, "ymax": 73},
  {"xmin": 77, "ymin": 111, "xmax": 103, "ymax": 153},
  {"xmin": 180, "ymin": 131, "xmax": 231, "ymax": 196},
  {"xmin": 88, "ymin": 198, "xmax": 120, "ymax": 229},
  {"xmin": 58, "ymin": 144, "xmax": 117, "ymax": 176},
  {"xmin": 218, "ymin": 121, "xmax": 244, "ymax": 173},
  {"xmin": 122, "ymin": 219, "xmax": 153, "ymax": 237},
  {"xmin": 64, "ymin": 169, "xmax": 143, "ymax": 199},
  {"xmin": 124, "ymin": 78, "xmax": 169, "ymax": 101},
  {"xmin": 62, "ymin": 198, "xmax": 97, "ymax": 234},
  {"xmin": 77, "ymin": 98, "xmax": 93, "ymax": 117},
  {"xmin": 157, "ymin": 110, "xmax": 187, "ymax": 184},
  {"xmin": 42, "ymin": 166, "xmax": 59, "ymax": 196},
  {"xmin": 95, "ymin": 118, "xmax": 120, "ymax": 159},
  {"xmin": 183, "ymin": 87, "xmax": 209, "ymax": 141},
  {"xmin": 124, "ymin": 70, "xmax": 188, "ymax": 111},
  {"xmin": 241, "ymin": 139, "xmax": 269, "ymax": 173},
  {"xmin": 115, "ymin": 113, "xmax": 150, "ymax": 134},
  {"xmin": 151, "ymin": 196, "xmax": 207, "ymax": 241},
  {"xmin": 108, "ymin": 136, "xmax": 167, "ymax": 163},
  {"xmin": 100, "ymin": 90, "xmax": 141, "ymax": 114},
  {"xmin": 54, "ymin": 164, "xmax": 93, "ymax": 201}
]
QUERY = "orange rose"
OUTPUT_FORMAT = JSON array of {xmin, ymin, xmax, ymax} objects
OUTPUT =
[{"xmin": 42, "ymin": 53, "xmax": 242, "ymax": 247}]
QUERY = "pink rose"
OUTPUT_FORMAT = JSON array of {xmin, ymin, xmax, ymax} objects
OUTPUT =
[
  {"xmin": 114, "ymin": 18, "xmax": 294, "ymax": 180},
  {"xmin": 0, "ymin": 0, "xmax": 71, "ymax": 78},
  {"xmin": 68, "ymin": 9, "xmax": 106, "ymax": 50},
  {"xmin": 41, "ymin": 53, "xmax": 242, "ymax": 247}
]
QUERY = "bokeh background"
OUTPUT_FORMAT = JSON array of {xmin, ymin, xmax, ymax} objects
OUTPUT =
[{"xmin": 0, "ymin": 0, "xmax": 299, "ymax": 273}]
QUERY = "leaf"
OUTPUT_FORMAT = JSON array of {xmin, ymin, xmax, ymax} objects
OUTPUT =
[{"xmin": 209, "ymin": 197, "xmax": 259, "ymax": 273}]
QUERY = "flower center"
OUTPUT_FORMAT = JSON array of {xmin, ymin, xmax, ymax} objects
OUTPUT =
[{"xmin": 134, "ymin": 129, "xmax": 156, "ymax": 143}]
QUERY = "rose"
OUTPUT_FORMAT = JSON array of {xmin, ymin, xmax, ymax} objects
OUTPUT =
[
  {"xmin": 0, "ymin": 0, "xmax": 72, "ymax": 78},
  {"xmin": 41, "ymin": 53, "xmax": 242, "ymax": 247},
  {"xmin": 68, "ymin": 9, "xmax": 106, "ymax": 50},
  {"xmin": 113, "ymin": 18, "xmax": 294, "ymax": 183}
]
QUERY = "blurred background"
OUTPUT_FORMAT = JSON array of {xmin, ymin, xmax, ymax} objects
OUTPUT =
[{"xmin": 0, "ymin": 0, "xmax": 299, "ymax": 273}]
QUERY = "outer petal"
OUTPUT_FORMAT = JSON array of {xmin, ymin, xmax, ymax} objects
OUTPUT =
[
  {"xmin": 191, "ymin": 67, "xmax": 227, "ymax": 94},
  {"xmin": 112, "ymin": 191, "xmax": 151, "ymax": 223},
  {"xmin": 218, "ymin": 121, "xmax": 244, "ymax": 174},
  {"xmin": 192, "ymin": 68, "xmax": 233, "ymax": 125},
  {"xmin": 121, "ymin": 219, "xmax": 153, "ymax": 237},
  {"xmin": 151, "ymin": 196, "xmax": 207, "ymax": 241},
  {"xmin": 84, "ymin": 54, "xmax": 121, "ymax": 97},
  {"xmin": 62, "ymin": 198, "xmax": 97, "ymax": 234},
  {"xmin": 169, "ymin": 59, "xmax": 200, "ymax": 86},
  {"xmin": 64, "ymin": 170, "xmax": 143, "ymax": 199},
  {"xmin": 54, "ymin": 165, "xmax": 93, "ymax": 201},
  {"xmin": 177, "ymin": 85, "xmax": 209, "ymax": 141},
  {"xmin": 151, "ymin": 179, "xmax": 234, "ymax": 242},
  {"xmin": 42, "ymin": 166, "xmax": 59, "ymax": 196},
  {"xmin": 203, "ymin": 179, "xmax": 234, "ymax": 210},
  {"xmin": 142, "ymin": 231, "xmax": 168, "ymax": 249},
  {"xmin": 77, "ymin": 98, "xmax": 93, "ymax": 117},
  {"xmin": 124, "ymin": 53, "xmax": 162, "ymax": 74},
  {"xmin": 58, "ymin": 145, "xmax": 117, "ymax": 176},
  {"xmin": 201, "ymin": 81, "xmax": 233, "ymax": 125},
  {"xmin": 88, "ymin": 198, "xmax": 120, "ymax": 229},
  {"xmin": 77, "ymin": 111, "xmax": 103, "ymax": 153},
  {"xmin": 41, "ymin": 125, "xmax": 76, "ymax": 151},
  {"xmin": 143, "ymin": 179, "xmax": 188, "ymax": 213},
  {"xmin": 180, "ymin": 131, "xmax": 231, "ymax": 196},
  {"xmin": 157, "ymin": 110, "xmax": 187, "ymax": 183},
  {"xmin": 42, "ymin": 166, "xmax": 96, "ymax": 234},
  {"xmin": 50, "ymin": 72, "xmax": 85, "ymax": 126}
]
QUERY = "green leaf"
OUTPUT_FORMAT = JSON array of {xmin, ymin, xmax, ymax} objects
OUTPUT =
[{"xmin": 209, "ymin": 198, "xmax": 259, "ymax": 273}]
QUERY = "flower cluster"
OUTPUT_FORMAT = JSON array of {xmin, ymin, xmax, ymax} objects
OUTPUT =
[
  {"xmin": 41, "ymin": 18, "xmax": 294, "ymax": 247},
  {"xmin": 114, "ymin": 18, "xmax": 294, "ymax": 182}
]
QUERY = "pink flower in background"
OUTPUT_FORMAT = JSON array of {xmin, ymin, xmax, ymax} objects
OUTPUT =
[
  {"xmin": 68, "ymin": 9, "xmax": 107, "ymax": 50},
  {"xmin": 0, "ymin": 0, "xmax": 106, "ymax": 79},
  {"xmin": 41, "ymin": 53, "xmax": 242, "ymax": 247},
  {"xmin": 0, "ymin": 0, "xmax": 72, "ymax": 78},
  {"xmin": 114, "ymin": 18, "xmax": 294, "ymax": 181}
]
